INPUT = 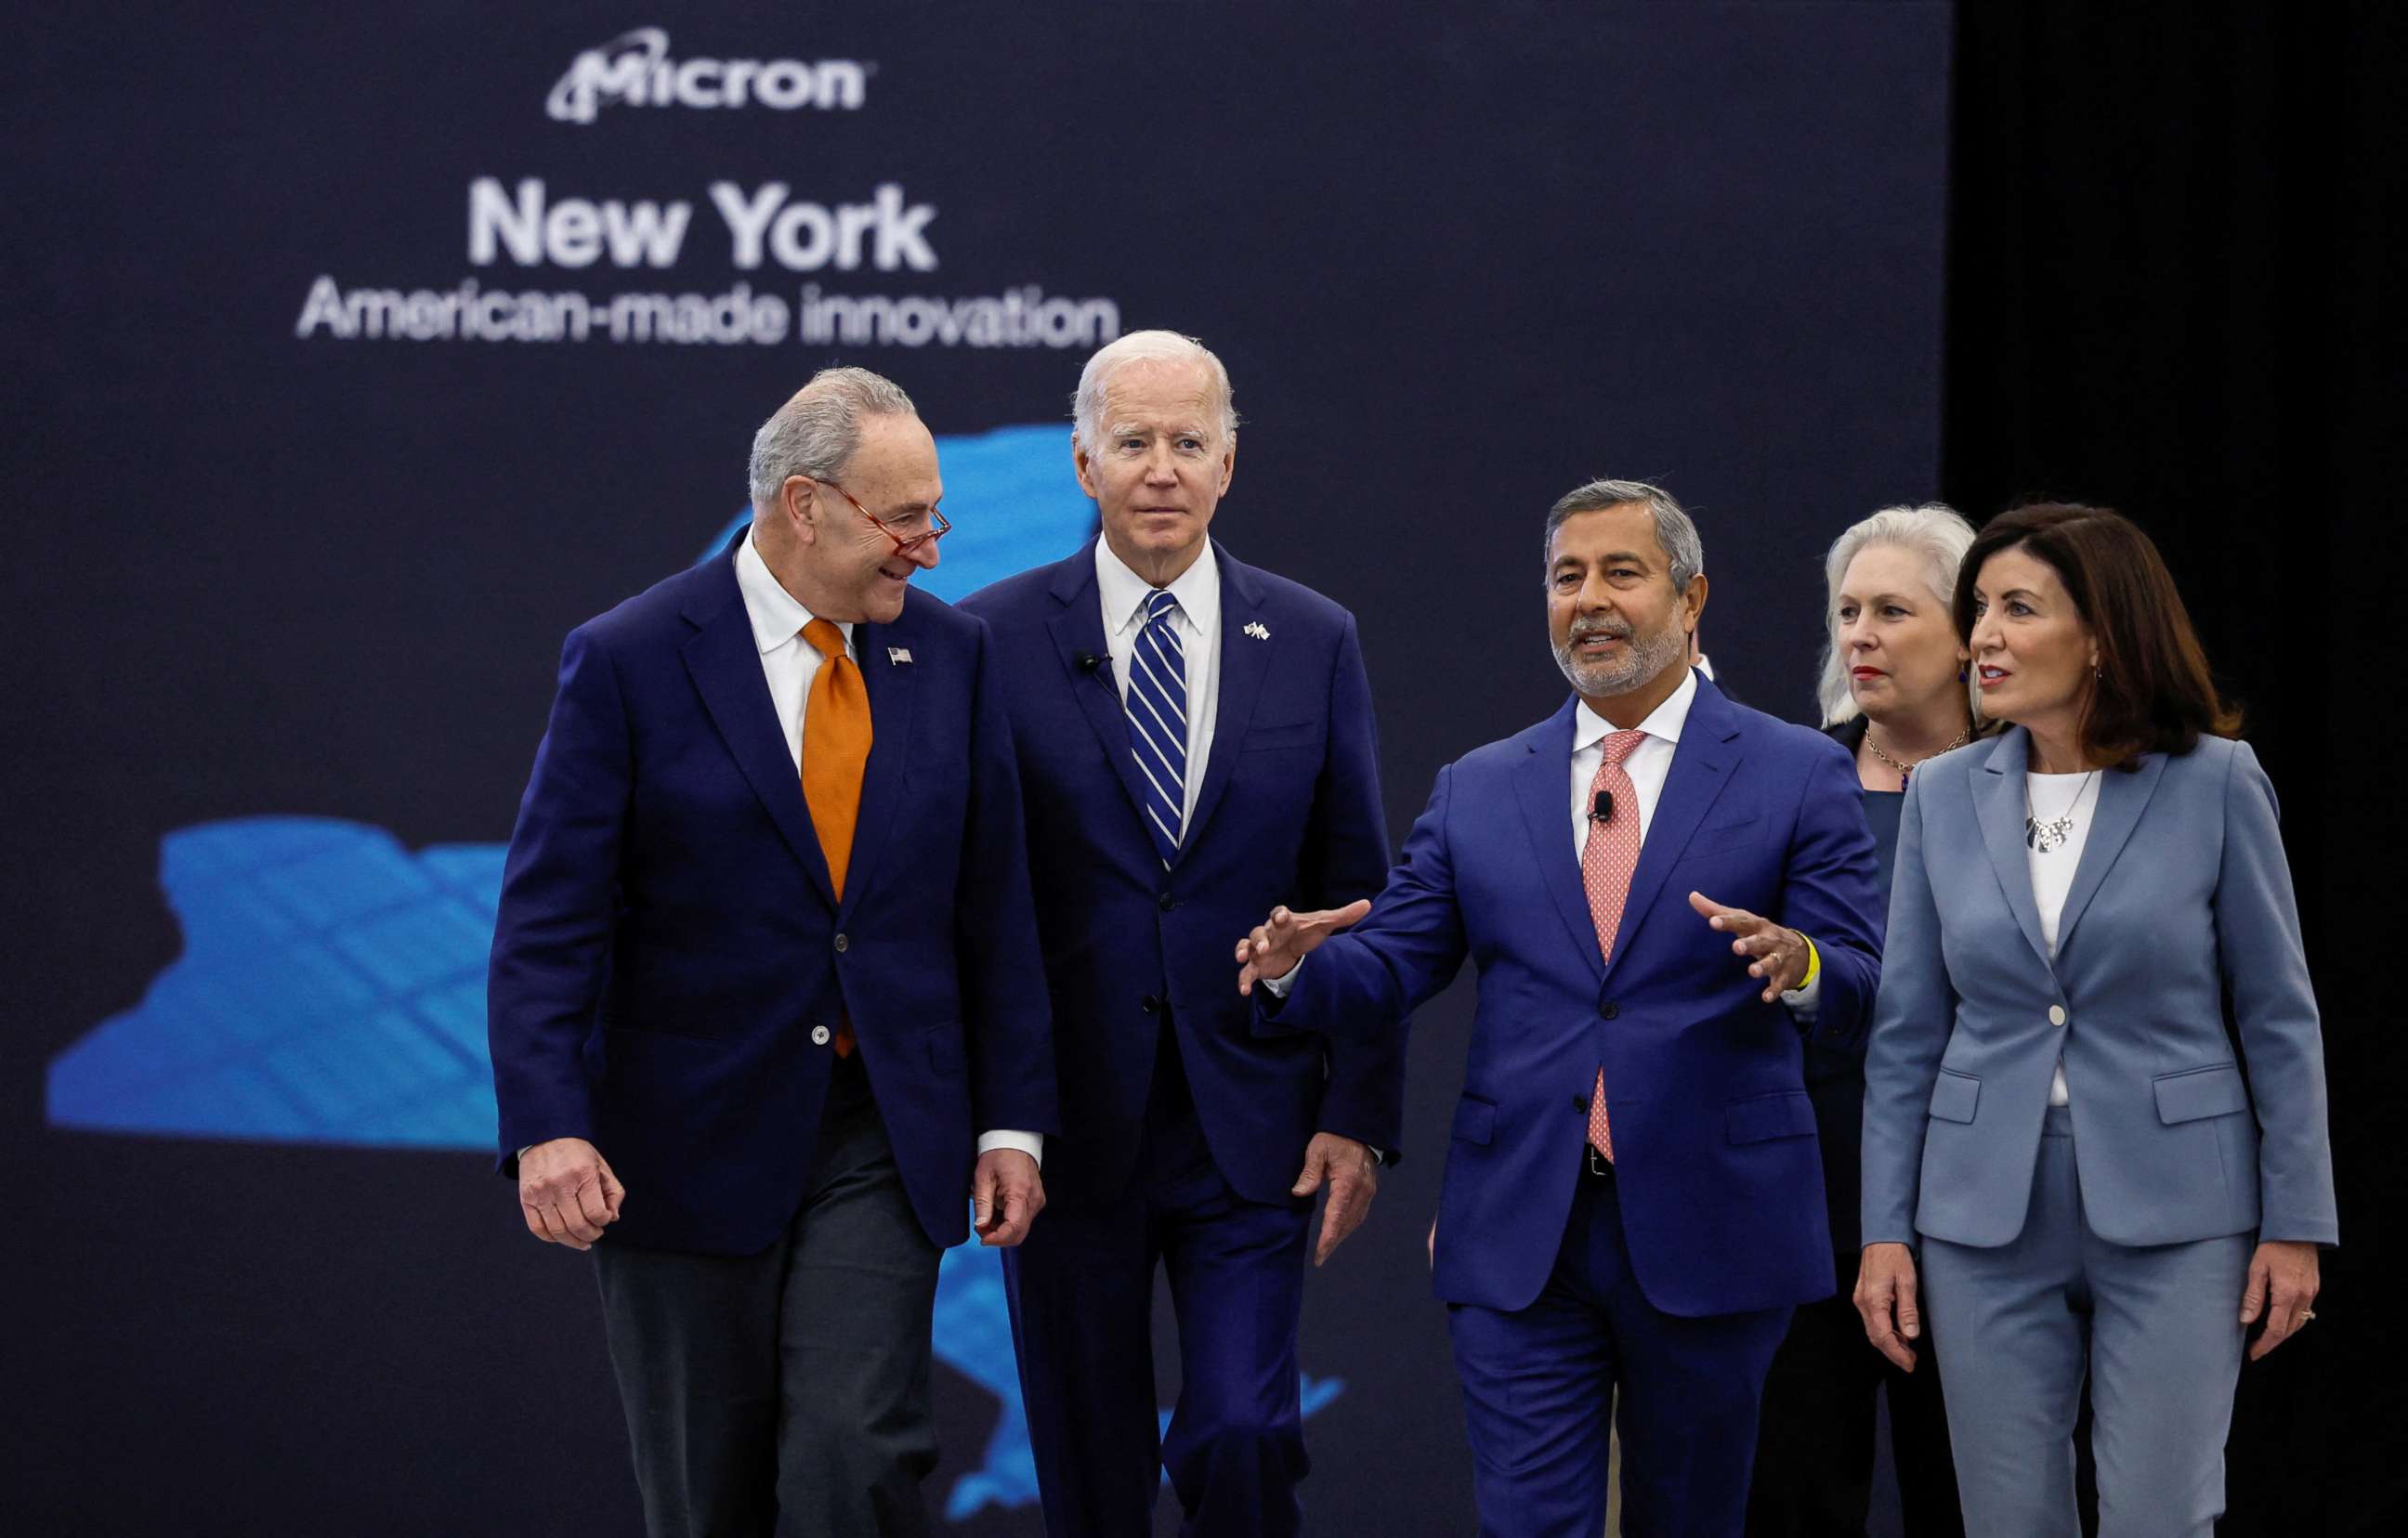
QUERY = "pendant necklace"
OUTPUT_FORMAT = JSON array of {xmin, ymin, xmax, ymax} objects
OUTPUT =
[
  {"xmin": 2024, "ymin": 770, "xmax": 2099, "ymax": 854},
  {"xmin": 1865, "ymin": 723, "xmax": 1972, "ymax": 789}
]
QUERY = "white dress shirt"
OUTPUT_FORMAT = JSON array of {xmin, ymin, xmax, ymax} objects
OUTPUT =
[
  {"xmin": 2025, "ymin": 770, "xmax": 2094, "ymax": 1107},
  {"xmin": 1272, "ymin": 667, "xmax": 1819, "ymax": 1011},
  {"xmin": 737, "ymin": 530, "xmax": 1042, "ymax": 1166},
  {"xmin": 1565, "ymin": 670, "xmax": 1695, "ymax": 854},
  {"xmin": 736, "ymin": 527, "xmax": 849, "ymax": 770},
  {"xmin": 1094, "ymin": 535, "xmax": 1222, "ymax": 834}
]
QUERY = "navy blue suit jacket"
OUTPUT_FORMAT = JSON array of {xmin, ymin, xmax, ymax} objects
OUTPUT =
[
  {"xmin": 487, "ymin": 540, "xmax": 1056, "ymax": 1255},
  {"xmin": 959, "ymin": 539, "xmax": 1403, "ymax": 1207},
  {"xmin": 1266, "ymin": 676, "xmax": 1885, "ymax": 1316}
]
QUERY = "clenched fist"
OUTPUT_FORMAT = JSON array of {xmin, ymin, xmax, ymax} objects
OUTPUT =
[{"xmin": 517, "ymin": 1137, "xmax": 624, "ymax": 1252}]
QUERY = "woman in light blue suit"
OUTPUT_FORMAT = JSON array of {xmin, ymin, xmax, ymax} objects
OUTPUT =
[{"xmin": 1854, "ymin": 503, "xmax": 2336, "ymax": 1536}]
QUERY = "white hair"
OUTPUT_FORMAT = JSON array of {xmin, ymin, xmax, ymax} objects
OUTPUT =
[
  {"xmin": 1815, "ymin": 502, "xmax": 1984, "ymax": 727},
  {"xmin": 748, "ymin": 366, "xmax": 917, "ymax": 511},
  {"xmin": 1071, "ymin": 330, "xmax": 1237, "ymax": 447},
  {"xmin": 1544, "ymin": 478, "xmax": 1705, "ymax": 593}
]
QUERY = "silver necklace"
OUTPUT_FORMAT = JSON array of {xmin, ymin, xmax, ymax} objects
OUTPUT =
[
  {"xmin": 2024, "ymin": 771, "xmax": 2099, "ymax": 854},
  {"xmin": 1864, "ymin": 722, "xmax": 1973, "ymax": 789}
]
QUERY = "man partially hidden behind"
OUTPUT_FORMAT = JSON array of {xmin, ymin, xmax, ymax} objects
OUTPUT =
[
  {"xmin": 959, "ymin": 332, "xmax": 1402, "ymax": 1535},
  {"xmin": 1238, "ymin": 480, "xmax": 1885, "ymax": 1536},
  {"xmin": 487, "ymin": 367, "xmax": 1056, "ymax": 1537}
]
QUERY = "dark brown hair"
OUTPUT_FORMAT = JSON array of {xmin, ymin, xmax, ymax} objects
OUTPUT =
[{"xmin": 1953, "ymin": 503, "xmax": 2241, "ymax": 768}]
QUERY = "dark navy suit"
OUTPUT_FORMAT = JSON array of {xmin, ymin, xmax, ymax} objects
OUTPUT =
[
  {"xmin": 489, "ymin": 541, "xmax": 1055, "ymax": 1250},
  {"xmin": 960, "ymin": 538, "xmax": 1400, "ymax": 1536},
  {"xmin": 487, "ymin": 539, "xmax": 1056, "ymax": 1532},
  {"xmin": 1265, "ymin": 676, "xmax": 1884, "ymax": 1536}
]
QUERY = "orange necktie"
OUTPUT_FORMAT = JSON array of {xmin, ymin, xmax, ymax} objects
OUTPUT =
[{"xmin": 802, "ymin": 618, "xmax": 871, "ymax": 1055}]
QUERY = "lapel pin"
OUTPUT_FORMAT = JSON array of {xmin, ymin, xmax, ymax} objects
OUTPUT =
[
  {"xmin": 1244, "ymin": 621, "xmax": 1270, "ymax": 641},
  {"xmin": 887, "ymin": 646, "xmax": 913, "ymax": 665}
]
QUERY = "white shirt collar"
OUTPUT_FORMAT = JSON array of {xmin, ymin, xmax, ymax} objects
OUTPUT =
[
  {"xmin": 1096, "ymin": 535, "xmax": 1220, "ymax": 639},
  {"xmin": 1574, "ymin": 665, "xmax": 1700, "ymax": 753},
  {"xmin": 737, "ymin": 526, "xmax": 851, "ymax": 656}
]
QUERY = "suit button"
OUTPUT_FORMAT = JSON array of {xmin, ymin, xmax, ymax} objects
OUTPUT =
[
  {"xmin": 811, "ymin": 1025, "xmax": 831, "ymax": 1046},
  {"xmin": 1141, "ymin": 995, "xmax": 1160, "ymax": 1013},
  {"xmin": 833, "ymin": 933, "xmax": 849, "ymax": 953},
  {"xmin": 1158, "ymin": 892, "xmax": 1176, "ymax": 912},
  {"xmin": 1600, "ymin": 1002, "xmax": 1619, "ymax": 1020},
  {"xmin": 1573, "ymin": 1094, "xmax": 1590, "ymax": 1112},
  {"xmin": 2048, "ymin": 1004, "xmax": 2067, "ymax": 1026}
]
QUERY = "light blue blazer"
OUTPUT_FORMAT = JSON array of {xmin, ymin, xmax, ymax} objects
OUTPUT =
[{"xmin": 1861, "ymin": 728, "xmax": 2336, "ymax": 1251}]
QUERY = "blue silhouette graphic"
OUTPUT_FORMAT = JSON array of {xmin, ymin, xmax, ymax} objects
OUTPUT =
[{"xmin": 44, "ymin": 423, "xmax": 1345, "ymax": 1519}]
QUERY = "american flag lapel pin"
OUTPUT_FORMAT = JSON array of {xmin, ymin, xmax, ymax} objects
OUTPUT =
[
  {"xmin": 887, "ymin": 646, "xmax": 913, "ymax": 665},
  {"xmin": 1244, "ymin": 620, "xmax": 1270, "ymax": 641}
]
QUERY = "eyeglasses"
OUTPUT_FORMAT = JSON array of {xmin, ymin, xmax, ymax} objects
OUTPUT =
[{"xmin": 823, "ymin": 479, "xmax": 950, "ymax": 556}]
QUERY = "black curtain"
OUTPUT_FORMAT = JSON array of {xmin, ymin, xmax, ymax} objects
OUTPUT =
[{"xmin": 1943, "ymin": 5, "xmax": 2401, "ymax": 1532}]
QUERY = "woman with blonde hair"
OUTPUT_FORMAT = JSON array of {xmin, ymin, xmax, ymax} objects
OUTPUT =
[{"xmin": 1748, "ymin": 503, "xmax": 1980, "ymax": 1536}]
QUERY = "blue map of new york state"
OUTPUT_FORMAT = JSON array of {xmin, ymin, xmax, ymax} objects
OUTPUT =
[{"xmin": 44, "ymin": 425, "xmax": 1343, "ymax": 1522}]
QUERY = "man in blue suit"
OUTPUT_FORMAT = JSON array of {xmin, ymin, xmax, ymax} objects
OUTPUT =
[
  {"xmin": 488, "ymin": 367, "xmax": 1056, "ymax": 1537},
  {"xmin": 959, "ymin": 332, "xmax": 1401, "ymax": 1536},
  {"xmin": 1238, "ymin": 479, "xmax": 1885, "ymax": 1537}
]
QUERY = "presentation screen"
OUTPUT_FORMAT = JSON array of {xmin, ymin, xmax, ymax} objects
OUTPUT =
[{"xmin": 7, "ymin": 4, "xmax": 1949, "ymax": 1531}]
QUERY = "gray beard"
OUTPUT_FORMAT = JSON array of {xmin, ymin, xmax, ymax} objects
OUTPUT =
[{"xmin": 1553, "ymin": 620, "xmax": 1689, "ymax": 699}]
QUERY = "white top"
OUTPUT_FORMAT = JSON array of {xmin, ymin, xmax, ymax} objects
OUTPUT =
[
  {"xmin": 2025, "ymin": 770, "xmax": 2097, "ymax": 1107},
  {"xmin": 736, "ymin": 528, "xmax": 1040, "ymax": 1165},
  {"xmin": 1093, "ymin": 535, "xmax": 1223, "ymax": 833}
]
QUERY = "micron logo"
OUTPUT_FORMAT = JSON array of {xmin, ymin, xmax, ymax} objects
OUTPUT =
[{"xmin": 546, "ymin": 28, "xmax": 870, "ymax": 124}]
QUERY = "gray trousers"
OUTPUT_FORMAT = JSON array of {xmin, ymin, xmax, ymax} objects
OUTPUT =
[
  {"xmin": 593, "ymin": 1056, "xmax": 944, "ymax": 1538},
  {"xmin": 1919, "ymin": 1104, "xmax": 2251, "ymax": 1538}
]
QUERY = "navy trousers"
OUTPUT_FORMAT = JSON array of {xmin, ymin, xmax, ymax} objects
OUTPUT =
[
  {"xmin": 1448, "ymin": 1161, "xmax": 1792, "ymax": 1538},
  {"xmin": 1002, "ymin": 1019, "xmax": 1314, "ymax": 1537}
]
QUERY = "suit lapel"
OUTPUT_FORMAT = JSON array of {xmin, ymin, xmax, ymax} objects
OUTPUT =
[
  {"xmin": 1043, "ymin": 543, "xmax": 1158, "ymax": 844},
  {"xmin": 1512, "ymin": 698, "xmax": 1606, "ymax": 984},
  {"xmin": 1602, "ymin": 673, "xmax": 1739, "ymax": 986},
  {"xmin": 680, "ymin": 554, "xmax": 838, "ymax": 909},
  {"xmin": 1180, "ymin": 545, "xmax": 1270, "ymax": 857},
  {"xmin": 1973, "ymin": 729, "xmax": 2052, "ymax": 969},
  {"xmin": 838, "ymin": 612, "xmax": 920, "ymax": 917},
  {"xmin": 2053, "ymin": 751, "xmax": 2166, "ymax": 952}
]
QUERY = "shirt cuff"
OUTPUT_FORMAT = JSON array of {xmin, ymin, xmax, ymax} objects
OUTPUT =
[
  {"xmin": 1261, "ymin": 959, "xmax": 1303, "ymax": 997},
  {"xmin": 1784, "ymin": 936, "xmax": 1823, "ymax": 1011},
  {"xmin": 977, "ymin": 1129, "xmax": 1044, "ymax": 1167}
]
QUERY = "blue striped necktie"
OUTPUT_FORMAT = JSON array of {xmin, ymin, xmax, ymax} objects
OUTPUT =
[{"xmin": 1125, "ymin": 588, "xmax": 1188, "ymax": 867}]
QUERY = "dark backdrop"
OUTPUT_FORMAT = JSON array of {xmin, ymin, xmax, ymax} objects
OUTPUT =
[{"xmin": 1943, "ymin": 4, "xmax": 2402, "ymax": 1532}]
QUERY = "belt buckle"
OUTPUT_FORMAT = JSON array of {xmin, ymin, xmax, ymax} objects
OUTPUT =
[{"xmin": 1586, "ymin": 1145, "xmax": 1613, "ymax": 1178}]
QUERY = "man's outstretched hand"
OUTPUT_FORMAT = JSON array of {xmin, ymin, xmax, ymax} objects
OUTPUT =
[
  {"xmin": 1236, "ymin": 900, "xmax": 1372, "ymax": 996},
  {"xmin": 1688, "ymin": 891, "xmax": 1812, "ymax": 1003},
  {"xmin": 518, "ymin": 1137, "xmax": 624, "ymax": 1251}
]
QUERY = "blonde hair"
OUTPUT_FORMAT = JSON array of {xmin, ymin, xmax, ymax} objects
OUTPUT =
[{"xmin": 1815, "ymin": 502, "xmax": 1984, "ymax": 728}]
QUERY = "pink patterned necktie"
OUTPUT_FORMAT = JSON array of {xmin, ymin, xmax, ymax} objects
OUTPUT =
[{"xmin": 1583, "ymin": 729, "xmax": 1649, "ymax": 1163}]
